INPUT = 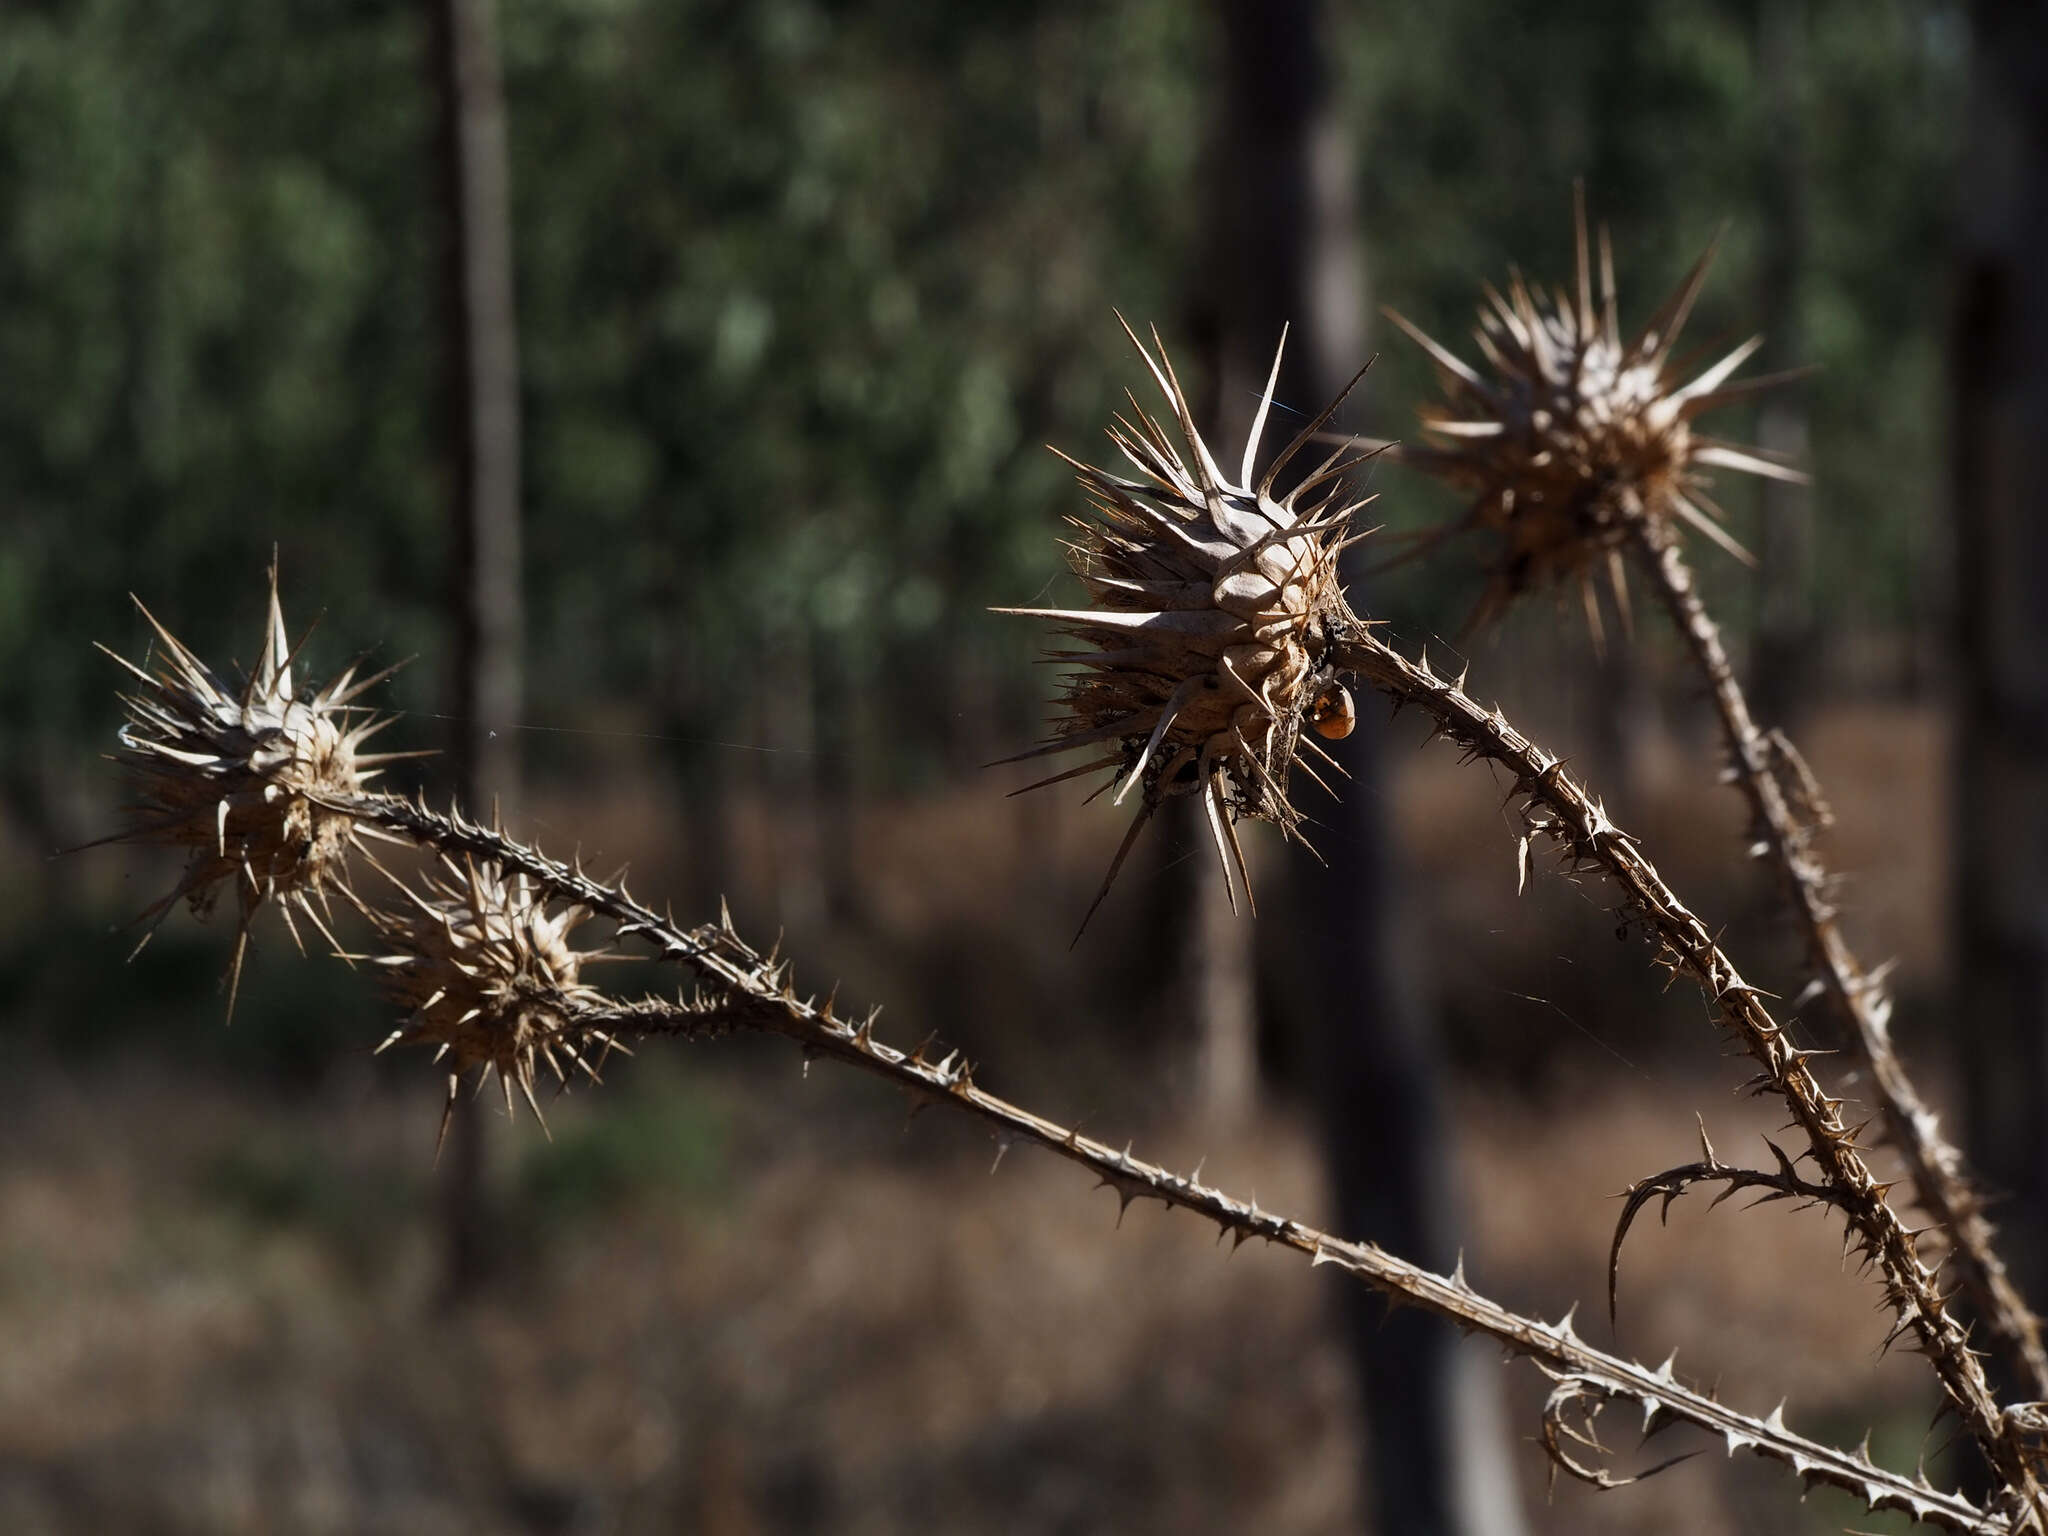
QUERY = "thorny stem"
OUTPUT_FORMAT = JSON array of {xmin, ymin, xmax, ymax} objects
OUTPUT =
[
  {"xmin": 1607, "ymin": 1127, "xmax": 1849, "ymax": 1325},
  {"xmin": 308, "ymin": 790, "xmax": 2004, "ymax": 1532},
  {"xmin": 1627, "ymin": 514, "xmax": 2048, "ymax": 1402},
  {"xmin": 605, "ymin": 984, "xmax": 2001, "ymax": 1533},
  {"xmin": 1326, "ymin": 627, "xmax": 2048, "ymax": 1522}
]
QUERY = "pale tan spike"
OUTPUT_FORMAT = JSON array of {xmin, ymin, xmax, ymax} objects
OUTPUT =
[
  {"xmin": 1385, "ymin": 196, "xmax": 1805, "ymax": 636},
  {"xmin": 1001, "ymin": 320, "xmax": 1373, "ymax": 932},
  {"xmin": 100, "ymin": 562, "xmax": 396, "ymax": 1017}
]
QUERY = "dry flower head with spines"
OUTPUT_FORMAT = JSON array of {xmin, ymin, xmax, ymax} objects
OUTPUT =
[
  {"xmin": 1387, "ymin": 195, "xmax": 1809, "ymax": 638},
  {"xmin": 97, "ymin": 566, "xmax": 410, "ymax": 1015},
  {"xmin": 998, "ymin": 318, "xmax": 1376, "ymax": 934},
  {"xmin": 369, "ymin": 853, "xmax": 621, "ymax": 1147}
]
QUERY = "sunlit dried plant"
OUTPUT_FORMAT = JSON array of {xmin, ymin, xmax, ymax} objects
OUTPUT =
[
  {"xmin": 1384, "ymin": 197, "xmax": 2048, "ymax": 1403},
  {"xmin": 96, "ymin": 567, "xmax": 407, "ymax": 1013},
  {"xmin": 1386, "ymin": 194, "xmax": 1807, "ymax": 637},
  {"xmin": 1391, "ymin": 198, "xmax": 2048, "ymax": 1398},
  {"xmin": 1376, "ymin": 197, "xmax": 2048, "ymax": 1478},
  {"xmin": 368, "ymin": 853, "xmax": 620, "ymax": 1146},
  {"xmin": 91, "ymin": 557, "xmax": 2048, "ymax": 1528},
  {"xmin": 92, "ymin": 334, "xmax": 2048, "ymax": 1533},
  {"xmin": 997, "ymin": 318, "xmax": 1374, "ymax": 931}
]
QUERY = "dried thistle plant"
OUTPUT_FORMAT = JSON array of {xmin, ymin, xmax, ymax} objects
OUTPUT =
[
  {"xmin": 96, "ymin": 566, "xmax": 408, "ymax": 1013},
  {"xmin": 1388, "ymin": 198, "xmax": 2048, "ymax": 1401},
  {"xmin": 367, "ymin": 853, "xmax": 621, "ymax": 1147},
  {"xmin": 997, "ymin": 318, "xmax": 1374, "ymax": 930},
  {"xmin": 95, "ymin": 538, "xmax": 2048, "ymax": 1523},
  {"xmin": 981, "ymin": 320, "xmax": 2039, "ymax": 1499},
  {"xmin": 1386, "ymin": 192, "xmax": 1807, "ymax": 638}
]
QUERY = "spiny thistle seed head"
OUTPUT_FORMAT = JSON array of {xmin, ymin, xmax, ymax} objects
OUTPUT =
[
  {"xmin": 371, "ymin": 854, "xmax": 621, "ymax": 1145},
  {"xmin": 99, "ymin": 566, "xmax": 404, "ymax": 1013},
  {"xmin": 999, "ymin": 318, "xmax": 1376, "ymax": 935},
  {"xmin": 1388, "ymin": 193, "xmax": 1808, "ymax": 637}
]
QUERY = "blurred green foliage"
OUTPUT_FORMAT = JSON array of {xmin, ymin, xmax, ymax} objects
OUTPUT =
[
  {"xmin": 1, "ymin": 0, "xmax": 1965, "ymax": 822},
  {"xmin": 0, "ymin": 903, "xmax": 373, "ymax": 1080},
  {"xmin": 514, "ymin": 1062, "xmax": 730, "ymax": 1225},
  {"xmin": 202, "ymin": 1129, "xmax": 426, "ymax": 1274}
]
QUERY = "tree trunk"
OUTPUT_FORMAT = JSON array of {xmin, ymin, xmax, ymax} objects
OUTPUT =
[
  {"xmin": 1956, "ymin": 0, "xmax": 2048, "ymax": 1366},
  {"xmin": 1585, "ymin": 623, "xmax": 1656, "ymax": 809},
  {"xmin": 1750, "ymin": 0, "xmax": 1815, "ymax": 728},
  {"xmin": 1215, "ymin": 4, "xmax": 1526, "ymax": 1529},
  {"xmin": 431, "ymin": 0, "xmax": 524, "ymax": 1298}
]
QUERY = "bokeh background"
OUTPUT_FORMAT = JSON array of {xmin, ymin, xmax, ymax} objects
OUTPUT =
[{"xmin": 6, "ymin": 1, "xmax": 2045, "ymax": 1532}]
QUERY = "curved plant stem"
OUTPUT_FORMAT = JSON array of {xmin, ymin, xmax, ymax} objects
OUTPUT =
[
  {"xmin": 593, "ymin": 984, "xmax": 2000, "ymax": 1533},
  {"xmin": 1325, "ymin": 627, "xmax": 2047, "ymax": 1519},
  {"xmin": 1626, "ymin": 513, "xmax": 2048, "ymax": 1402},
  {"xmin": 305, "ymin": 789, "xmax": 2008, "ymax": 1532}
]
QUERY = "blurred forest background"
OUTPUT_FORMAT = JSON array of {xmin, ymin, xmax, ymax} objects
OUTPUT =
[{"xmin": 5, "ymin": 1, "xmax": 2040, "ymax": 1533}]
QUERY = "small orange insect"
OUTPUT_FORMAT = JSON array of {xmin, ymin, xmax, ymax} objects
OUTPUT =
[{"xmin": 1307, "ymin": 682, "xmax": 1356, "ymax": 740}]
